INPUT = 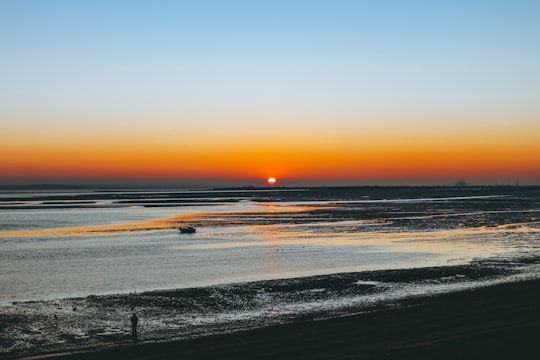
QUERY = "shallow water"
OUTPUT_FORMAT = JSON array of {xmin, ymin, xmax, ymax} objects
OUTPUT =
[{"xmin": 1, "ymin": 187, "xmax": 539, "ymax": 304}]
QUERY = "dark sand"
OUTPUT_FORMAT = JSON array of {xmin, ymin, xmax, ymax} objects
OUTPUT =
[{"xmin": 38, "ymin": 278, "xmax": 540, "ymax": 360}]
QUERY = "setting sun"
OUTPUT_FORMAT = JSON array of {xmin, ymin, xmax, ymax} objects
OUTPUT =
[{"xmin": 267, "ymin": 177, "xmax": 277, "ymax": 185}]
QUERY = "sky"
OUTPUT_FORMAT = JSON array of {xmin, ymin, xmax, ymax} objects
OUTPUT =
[{"xmin": 1, "ymin": 0, "xmax": 539, "ymax": 187}]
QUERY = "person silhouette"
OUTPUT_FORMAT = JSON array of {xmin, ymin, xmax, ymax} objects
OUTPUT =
[{"xmin": 130, "ymin": 313, "xmax": 139, "ymax": 339}]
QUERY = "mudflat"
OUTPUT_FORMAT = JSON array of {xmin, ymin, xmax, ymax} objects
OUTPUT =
[{"xmin": 45, "ymin": 278, "xmax": 540, "ymax": 360}]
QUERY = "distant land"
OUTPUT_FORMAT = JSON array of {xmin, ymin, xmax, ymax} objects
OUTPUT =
[
  {"xmin": 0, "ymin": 183, "xmax": 537, "ymax": 191},
  {"xmin": 0, "ymin": 183, "xmax": 213, "ymax": 191}
]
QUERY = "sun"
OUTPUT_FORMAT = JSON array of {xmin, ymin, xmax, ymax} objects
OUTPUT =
[{"xmin": 267, "ymin": 177, "xmax": 277, "ymax": 185}]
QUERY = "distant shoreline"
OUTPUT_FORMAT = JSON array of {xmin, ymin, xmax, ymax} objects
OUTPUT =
[{"xmin": 1, "ymin": 184, "xmax": 539, "ymax": 191}]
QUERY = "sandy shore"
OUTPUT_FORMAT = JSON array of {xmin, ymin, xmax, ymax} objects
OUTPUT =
[{"xmin": 23, "ymin": 278, "xmax": 540, "ymax": 360}]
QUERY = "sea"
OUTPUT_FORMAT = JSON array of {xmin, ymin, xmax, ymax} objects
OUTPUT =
[{"xmin": 1, "ymin": 186, "xmax": 539, "ymax": 305}]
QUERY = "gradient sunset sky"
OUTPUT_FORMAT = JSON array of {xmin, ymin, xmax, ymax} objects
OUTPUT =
[{"xmin": 1, "ymin": 0, "xmax": 539, "ymax": 186}]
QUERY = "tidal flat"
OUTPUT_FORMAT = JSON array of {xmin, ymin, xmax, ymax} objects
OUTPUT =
[{"xmin": 1, "ymin": 186, "xmax": 539, "ymax": 358}]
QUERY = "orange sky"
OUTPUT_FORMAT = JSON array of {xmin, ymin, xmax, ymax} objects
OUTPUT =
[{"xmin": 2, "ymin": 115, "xmax": 539, "ymax": 185}]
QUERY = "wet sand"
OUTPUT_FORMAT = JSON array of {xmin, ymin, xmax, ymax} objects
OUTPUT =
[{"xmin": 34, "ymin": 278, "xmax": 540, "ymax": 360}]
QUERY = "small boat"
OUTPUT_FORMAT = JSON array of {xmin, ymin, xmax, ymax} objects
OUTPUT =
[{"xmin": 179, "ymin": 226, "xmax": 196, "ymax": 234}]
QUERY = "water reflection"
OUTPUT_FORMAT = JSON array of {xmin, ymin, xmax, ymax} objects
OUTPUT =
[{"xmin": 1, "ymin": 189, "xmax": 539, "ymax": 303}]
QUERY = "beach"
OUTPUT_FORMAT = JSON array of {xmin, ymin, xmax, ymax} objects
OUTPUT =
[
  {"xmin": 11, "ymin": 277, "xmax": 540, "ymax": 360},
  {"xmin": 2, "ymin": 256, "xmax": 539, "ymax": 359}
]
